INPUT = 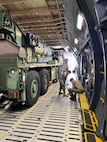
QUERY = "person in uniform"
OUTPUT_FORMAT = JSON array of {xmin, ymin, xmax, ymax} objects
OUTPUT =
[
  {"xmin": 68, "ymin": 78, "xmax": 84, "ymax": 101},
  {"xmin": 58, "ymin": 70, "xmax": 68, "ymax": 97}
]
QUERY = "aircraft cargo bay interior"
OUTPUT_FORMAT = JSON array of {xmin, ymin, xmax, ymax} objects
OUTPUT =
[{"xmin": 0, "ymin": 0, "xmax": 106, "ymax": 142}]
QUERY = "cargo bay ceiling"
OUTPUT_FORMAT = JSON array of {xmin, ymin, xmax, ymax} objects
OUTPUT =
[{"xmin": 0, "ymin": 0, "xmax": 88, "ymax": 52}]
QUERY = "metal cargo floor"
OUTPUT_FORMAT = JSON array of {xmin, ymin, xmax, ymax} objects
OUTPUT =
[{"xmin": 0, "ymin": 82, "xmax": 83, "ymax": 142}]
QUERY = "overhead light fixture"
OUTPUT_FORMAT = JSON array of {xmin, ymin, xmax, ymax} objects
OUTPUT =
[
  {"xmin": 74, "ymin": 48, "xmax": 77, "ymax": 52},
  {"xmin": 48, "ymin": 35, "xmax": 51, "ymax": 38},
  {"xmin": 77, "ymin": 13, "xmax": 83, "ymax": 30},
  {"xmin": 38, "ymin": 20, "xmax": 41, "ymax": 22},
  {"xmin": 44, "ymin": 27, "xmax": 47, "ymax": 29},
  {"xmin": 74, "ymin": 38, "xmax": 78, "ymax": 44},
  {"xmin": 36, "ymin": 12, "xmax": 38, "ymax": 15}
]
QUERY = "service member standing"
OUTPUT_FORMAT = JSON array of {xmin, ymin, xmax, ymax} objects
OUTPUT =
[{"xmin": 58, "ymin": 69, "xmax": 68, "ymax": 97}]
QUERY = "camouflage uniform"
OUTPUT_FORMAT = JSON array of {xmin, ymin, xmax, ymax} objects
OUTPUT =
[{"xmin": 59, "ymin": 71, "xmax": 67, "ymax": 95}]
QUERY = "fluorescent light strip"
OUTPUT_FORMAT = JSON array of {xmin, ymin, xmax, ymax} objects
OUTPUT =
[
  {"xmin": 77, "ymin": 14, "xmax": 83, "ymax": 30},
  {"xmin": 74, "ymin": 38, "xmax": 78, "ymax": 44}
]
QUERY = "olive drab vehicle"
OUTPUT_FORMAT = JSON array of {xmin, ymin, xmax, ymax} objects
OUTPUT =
[{"xmin": 0, "ymin": 10, "xmax": 63, "ymax": 107}]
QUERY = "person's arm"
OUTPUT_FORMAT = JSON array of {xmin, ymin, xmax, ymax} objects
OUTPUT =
[{"xmin": 72, "ymin": 81, "xmax": 76, "ymax": 89}]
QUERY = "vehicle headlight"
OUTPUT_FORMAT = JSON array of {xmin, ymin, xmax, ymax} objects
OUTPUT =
[{"xmin": 11, "ymin": 69, "xmax": 15, "ymax": 74}]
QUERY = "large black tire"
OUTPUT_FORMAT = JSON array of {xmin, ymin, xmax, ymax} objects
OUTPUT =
[
  {"xmin": 39, "ymin": 69, "xmax": 49, "ymax": 95},
  {"xmin": 25, "ymin": 71, "xmax": 41, "ymax": 107}
]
